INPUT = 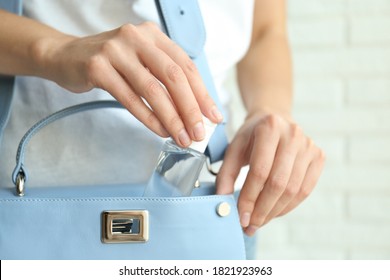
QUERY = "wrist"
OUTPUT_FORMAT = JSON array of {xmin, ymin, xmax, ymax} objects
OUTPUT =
[
  {"xmin": 30, "ymin": 34, "xmax": 76, "ymax": 79},
  {"xmin": 242, "ymin": 88, "xmax": 293, "ymax": 122},
  {"xmin": 246, "ymin": 106, "xmax": 292, "ymax": 122}
]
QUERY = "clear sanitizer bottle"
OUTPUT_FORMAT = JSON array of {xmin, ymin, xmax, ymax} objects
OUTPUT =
[{"xmin": 143, "ymin": 117, "xmax": 216, "ymax": 197}]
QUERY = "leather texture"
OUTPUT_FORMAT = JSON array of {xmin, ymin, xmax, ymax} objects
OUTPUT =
[
  {"xmin": 0, "ymin": 0, "xmax": 245, "ymax": 260},
  {"xmin": 2, "ymin": 100, "xmax": 245, "ymax": 259},
  {"xmin": 0, "ymin": 77, "xmax": 14, "ymax": 148},
  {"xmin": 0, "ymin": 0, "xmax": 21, "ymax": 147},
  {"xmin": 0, "ymin": 0, "xmax": 22, "ymax": 144},
  {"xmin": 156, "ymin": 0, "xmax": 205, "ymax": 58},
  {"xmin": 192, "ymin": 53, "xmax": 228, "ymax": 162},
  {"xmin": 0, "ymin": 0, "xmax": 21, "ymax": 13},
  {"xmin": 0, "ymin": 183, "xmax": 246, "ymax": 260}
]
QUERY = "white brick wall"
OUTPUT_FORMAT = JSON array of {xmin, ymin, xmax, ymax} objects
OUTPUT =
[
  {"xmin": 231, "ymin": 0, "xmax": 390, "ymax": 259},
  {"xmin": 350, "ymin": 18, "xmax": 390, "ymax": 44},
  {"xmin": 349, "ymin": 0, "xmax": 390, "ymax": 15},
  {"xmin": 347, "ymin": 79, "xmax": 390, "ymax": 107}
]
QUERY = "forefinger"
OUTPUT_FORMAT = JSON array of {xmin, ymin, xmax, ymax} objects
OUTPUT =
[
  {"xmin": 237, "ymin": 118, "xmax": 280, "ymax": 228},
  {"xmin": 140, "ymin": 45, "xmax": 205, "ymax": 142},
  {"xmin": 247, "ymin": 132, "xmax": 300, "ymax": 235},
  {"xmin": 156, "ymin": 37, "xmax": 223, "ymax": 124}
]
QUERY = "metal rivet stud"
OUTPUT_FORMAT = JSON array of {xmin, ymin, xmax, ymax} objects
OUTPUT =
[{"xmin": 216, "ymin": 202, "xmax": 231, "ymax": 217}]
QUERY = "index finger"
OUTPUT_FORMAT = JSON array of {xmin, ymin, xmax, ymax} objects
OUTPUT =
[
  {"xmin": 156, "ymin": 33, "xmax": 224, "ymax": 124},
  {"xmin": 237, "ymin": 120, "xmax": 280, "ymax": 229},
  {"xmin": 140, "ymin": 46, "xmax": 205, "ymax": 142},
  {"xmin": 247, "ymin": 136, "xmax": 299, "ymax": 234}
]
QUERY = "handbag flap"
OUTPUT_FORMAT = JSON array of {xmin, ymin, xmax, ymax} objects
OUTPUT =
[{"xmin": 0, "ymin": 183, "xmax": 246, "ymax": 260}]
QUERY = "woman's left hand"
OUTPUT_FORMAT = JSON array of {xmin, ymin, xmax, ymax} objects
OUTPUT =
[{"xmin": 216, "ymin": 111, "xmax": 325, "ymax": 236}]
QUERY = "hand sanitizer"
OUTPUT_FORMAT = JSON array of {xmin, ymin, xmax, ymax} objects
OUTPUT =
[{"xmin": 143, "ymin": 117, "xmax": 216, "ymax": 197}]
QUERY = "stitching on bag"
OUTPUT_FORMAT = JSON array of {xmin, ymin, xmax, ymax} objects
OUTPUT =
[
  {"xmin": 0, "ymin": 194, "xmax": 244, "ymax": 255},
  {"xmin": 0, "ymin": 195, "xmax": 234, "ymax": 203}
]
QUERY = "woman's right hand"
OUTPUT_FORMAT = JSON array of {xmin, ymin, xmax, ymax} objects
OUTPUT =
[{"xmin": 34, "ymin": 22, "xmax": 223, "ymax": 146}]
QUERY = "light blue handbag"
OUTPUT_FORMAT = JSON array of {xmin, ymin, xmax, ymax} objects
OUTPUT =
[{"xmin": 0, "ymin": 0, "xmax": 246, "ymax": 259}]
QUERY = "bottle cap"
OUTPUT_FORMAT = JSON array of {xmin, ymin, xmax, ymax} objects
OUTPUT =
[{"xmin": 189, "ymin": 116, "xmax": 217, "ymax": 153}]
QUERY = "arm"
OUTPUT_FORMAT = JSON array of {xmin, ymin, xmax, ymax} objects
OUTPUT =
[
  {"xmin": 0, "ymin": 9, "xmax": 223, "ymax": 147},
  {"xmin": 237, "ymin": 0, "xmax": 292, "ymax": 119},
  {"xmin": 216, "ymin": 0, "xmax": 325, "ymax": 235},
  {"xmin": 0, "ymin": 9, "xmax": 71, "ymax": 77}
]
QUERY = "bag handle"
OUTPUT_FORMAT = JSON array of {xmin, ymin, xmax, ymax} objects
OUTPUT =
[
  {"xmin": 11, "ymin": 100, "xmax": 219, "ymax": 196},
  {"xmin": 12, "ymin": 101, "xmax": 123, "ymax": 196}
]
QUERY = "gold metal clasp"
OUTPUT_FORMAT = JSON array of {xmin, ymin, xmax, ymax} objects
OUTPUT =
[{"xmin": 102, "ymin": 210, "xmax": 149, "ymax": 243}]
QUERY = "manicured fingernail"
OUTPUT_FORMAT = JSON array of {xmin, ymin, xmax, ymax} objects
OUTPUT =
[
  {"xmin": 178, "ymin": 129, "xmax": 191, "ymax": 146},
  {"xmin": 211, "ymin": 106, "xmax": 223, "ymax": 122},
  {"xmin": 193, "ymin": 121, "xmax": 205, "ymax": 141},
  {"xmin": 240, "ymin": 212, "xmax": 251, "ymax": 228},
  {"xmin": 245, "ymin": 225, "xmax": 259, "ymax": 237}
]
